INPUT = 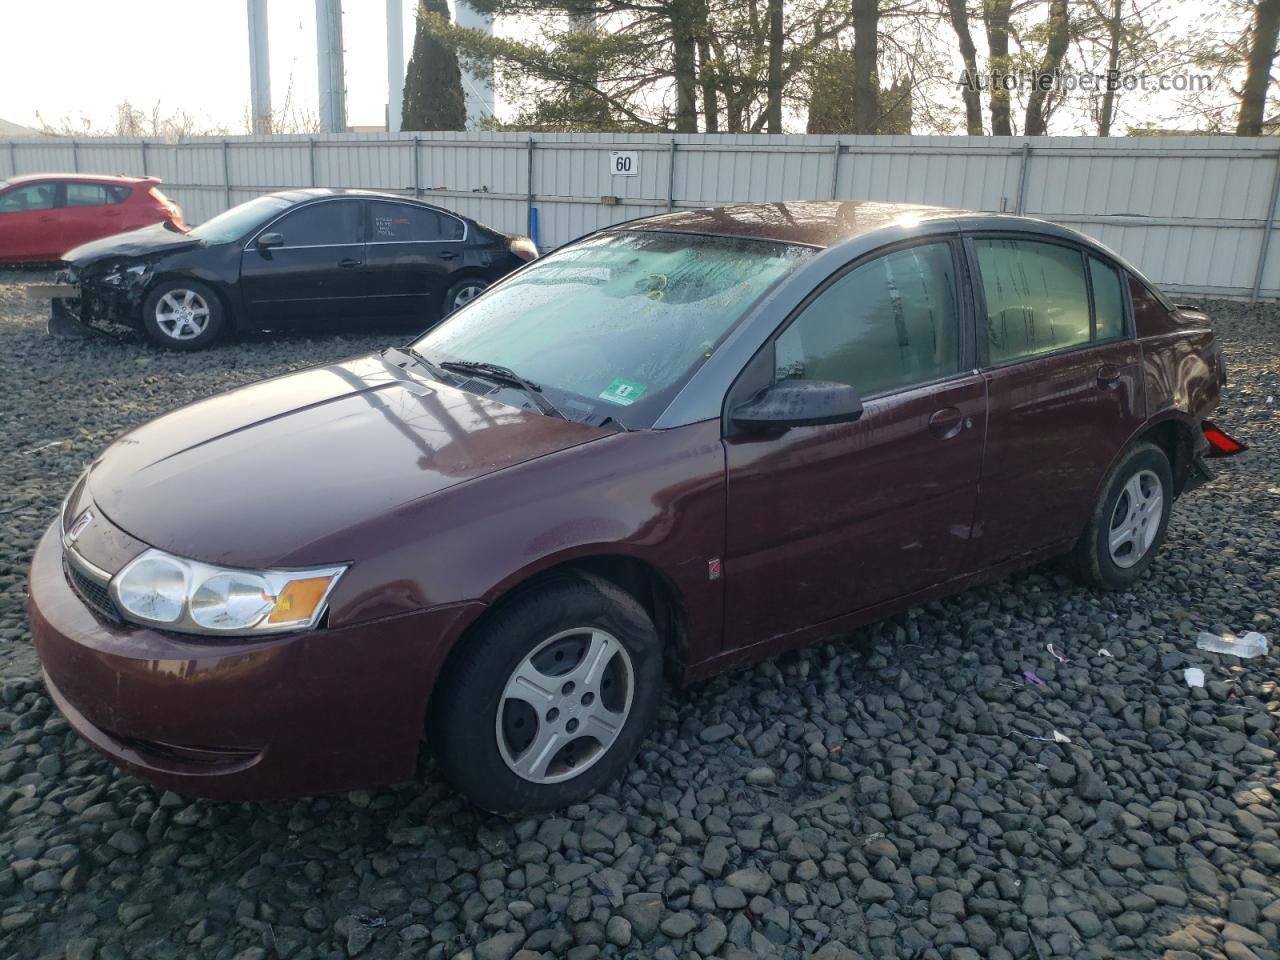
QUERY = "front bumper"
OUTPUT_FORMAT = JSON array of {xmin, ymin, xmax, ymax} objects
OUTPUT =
[{"xmin": 29, "ymin": 522, "xmax": 480, "ymax": 800}]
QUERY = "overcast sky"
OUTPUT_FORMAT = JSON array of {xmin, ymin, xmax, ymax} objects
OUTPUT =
[{"xmin": 0, "ymin": 0, "xmax": 429, "ymax": 133}]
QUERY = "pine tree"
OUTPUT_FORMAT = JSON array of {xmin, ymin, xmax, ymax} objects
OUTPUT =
[{"xmin": 402, "ymin": 0, "xmax": 468, "ymax": 131}]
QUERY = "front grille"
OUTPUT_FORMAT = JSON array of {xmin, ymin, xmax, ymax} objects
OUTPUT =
[{"xmin": 65, "ymin": 559, "xmax": 122, "ymax": 623}]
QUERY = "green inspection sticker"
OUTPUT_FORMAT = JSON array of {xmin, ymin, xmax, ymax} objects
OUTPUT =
[{"xmin": 598, "ymin": 379, "xmax": 647, "ymax": 406}]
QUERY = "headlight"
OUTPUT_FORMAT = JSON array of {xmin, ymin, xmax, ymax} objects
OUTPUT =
[
  {"xmin": 111, "ymin": 548, "xmax": 347, "ymax": 636},
  {"xmin": 101, "ymin": 263, "xmax": 152, "ymax": 288}
]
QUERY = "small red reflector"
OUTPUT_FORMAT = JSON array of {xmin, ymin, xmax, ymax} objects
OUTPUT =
[{"xmin": 1203, "ymin": 420, "xmax": 1247, "ymax": 457}]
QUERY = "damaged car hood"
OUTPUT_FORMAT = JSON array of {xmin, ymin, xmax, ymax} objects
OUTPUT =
[
  {"xmin": 86, "ymin": 353, "xmax": 608, "ymax": 568},
  {"xmin": 64, "ymin": 222, "xmax": 201, "ymax": 267}
]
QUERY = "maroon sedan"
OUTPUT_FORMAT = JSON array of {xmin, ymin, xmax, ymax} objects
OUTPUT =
[
  {"xmin": 29, "ymin": 201, "xmax": 1228, "ymax": 813},
  {"xmin": 0, "ymin": 174, "xmax": 184, "ymax": 263}
]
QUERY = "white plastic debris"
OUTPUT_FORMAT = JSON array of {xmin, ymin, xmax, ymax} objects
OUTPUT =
[
  {"xmin": 1098, "ymin": 648, "xmax": 1114, "ymax": 658},
  {"xmin": 1046, "ymin": 643, "xmax": 1070, "ymax": 663},
  {"xmin": 1195, "ymin": 631, "xmax": 1269, "ymax": 659},
  {"xmin": 1184, "ymin": 667, "xmax": 1205, "ymax": 688}
]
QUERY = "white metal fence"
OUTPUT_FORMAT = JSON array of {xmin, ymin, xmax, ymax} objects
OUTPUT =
[{"xmin": 5, "ymin": 131, "xmax": 1280, "ymax": 300}]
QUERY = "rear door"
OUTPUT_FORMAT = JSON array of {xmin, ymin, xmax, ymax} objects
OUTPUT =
[
  {"xmin": 965, "ymin": 234, "xmax": 1145, "ymax": 569},
  {"xmin": 240, "ymin": 198, "xmax": 367, "ymax": 326},
  {"xmin": 722, "ymin": 239, "xmax": 987, "ymax": 650},
  {"xmin": 0, "ymin": 181, "xmax": 61, "ymax": 261},
  {"xmin": 59, "ymin": 181, "xmax": 131, "ymax": 251},
  {"xmin": 362, "ymin": 199, "xmax": 467, "ymax": 321}
]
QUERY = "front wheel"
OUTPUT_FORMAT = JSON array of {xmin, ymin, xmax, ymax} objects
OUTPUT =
[
  {"xmin": 141, "ymin": 279, "xmax": 225, "ymax": 350},
  {"xmin": 1070, "ymin": 441, "xmax": 1173, "ymax": 590},
  {"xmin": 429, "ymin": 573, "xmax": 662, "ymax": 814}
]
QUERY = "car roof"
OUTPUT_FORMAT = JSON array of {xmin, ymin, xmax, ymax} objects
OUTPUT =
[
  {"xmin": 268, "ymin": 187, "xmax": 458, "ymax": 206},
  {"xmin": 617, "ymin": 200, "xmax": 1113, "ymax": 254},
  {"xmin": 1, "ymin": 173, "xmax": 159, "ymax": 186},
  {"xmin": 618, "ymin": 201, "xmax": 967, "ymax": 248}
]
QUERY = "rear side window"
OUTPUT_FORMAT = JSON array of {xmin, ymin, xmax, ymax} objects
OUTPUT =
[
  {"xmin": 0, "ymin": 183, "xmax": 56, "ymax": 212},
  {"xmin": 1088, "ymin": 257, "xmax": 1125, "ymax": 341},
  {"xmin": 65, "ymin": 183, "xmax": 130, "ymax": 207},
  {"xmin": 271, "ymin": 200, "xmax": 361, "ymax": 246},
  {"xmin": 775, "ymin": 242, "xmax": 961, "ymax": 398},
  {"xmin": 368, "ymin": 201, "xmax": 464, "ymax": 242},
  {"xmin": 975, "ymin": 238, "xmax": 1091, "ymax": 364}
]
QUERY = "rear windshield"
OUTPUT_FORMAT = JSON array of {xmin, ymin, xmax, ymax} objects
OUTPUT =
[
  {"xmin": 414, "ymin": 230, "xmax": 814, "ymax": 428},
  {"xmin": 187, "ymin": 195, "xmax": 292, "ymax": 244}
]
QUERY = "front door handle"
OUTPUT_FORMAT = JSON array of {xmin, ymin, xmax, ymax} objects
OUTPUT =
[
  {"xmin": 438, "ymin": 251, "xmax": 458, "ymax": 260},
  {"xmin": 928, "ymin": 406, "xmax": 966, "ymax": 439},
  {"xmin": 1097, "ymin": 364, "xmax": 1123, "ymax": 390},
  {"xmin": 339, "ymin": 258, "xmax": 362, "ymax": 268}
]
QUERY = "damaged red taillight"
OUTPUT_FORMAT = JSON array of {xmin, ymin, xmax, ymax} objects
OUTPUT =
[
  {"xmin": 1203, "ymin": 420, "xmax": 1247, "ymax": 457},
  {"xmin": 510, "ymin": 237, "xmax": 539, "ymax": 262}
]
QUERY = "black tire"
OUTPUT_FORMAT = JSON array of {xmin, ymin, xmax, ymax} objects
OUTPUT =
[
  {"xmin": 442, "ymin": 277, "xmax": 489, "ymax": 318},
  {"xmin": 1070, "ymin": 441, "xmax": 1173, "ymax": 591},
  {"xmin": 141, "ymin": 279, "xmax": 226, "ymax": 350},
  {"xmin": 429, "ymin": 573, "xmax": 662, "ymax": 814}
]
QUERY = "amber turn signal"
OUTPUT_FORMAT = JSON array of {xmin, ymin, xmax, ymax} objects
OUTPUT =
[{"xmin": 268, "ymin": 577, "xmax": 338, "ymax": 624}]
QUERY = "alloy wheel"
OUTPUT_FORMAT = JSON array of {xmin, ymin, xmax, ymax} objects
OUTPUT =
[
  {"xmin": 495, "ymin": 627, "xmax": 634, "ymax": 784},
  {"xmin": 452, "ymin": 283, "xmax": 485, "ymax": 312},
  {"xmin": 1108, "ymin": 469, "xmax": 1163, "ymax": 569},
  {"xmin": 154, "ymin": 290, "xmax": 211, "ymax": 341}
]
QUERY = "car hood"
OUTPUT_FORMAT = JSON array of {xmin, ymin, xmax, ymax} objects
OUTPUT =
[
  {"xmin": 64, "ymin": 222, "xmax": 201, "ymax": 267},
  {"xmin": 86, "ymin": 352, "xmax": 608, "ymax": 568}
]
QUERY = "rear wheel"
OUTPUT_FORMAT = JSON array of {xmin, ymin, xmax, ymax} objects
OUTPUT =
[
  {"xmin": 429, "ymin": 573, "xmax": 662, "ymax": 814},
  {"xmin": 442, "ymin": 277, "xmax": 488, "ymax": 317},
  {"xmin": 142, "ymin": 279, "xmax": 225, "ymax": 350},
  {"xmin": 1070, "ymin": 441, "xmax": 1173, "ymax": 590}
]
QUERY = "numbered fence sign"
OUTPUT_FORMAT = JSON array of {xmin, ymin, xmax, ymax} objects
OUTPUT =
[{"xmin": 609, "ymin": 151, "xmax": 639, "ymax": 177}]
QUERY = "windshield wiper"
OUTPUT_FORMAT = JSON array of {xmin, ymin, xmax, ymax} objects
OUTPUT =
[
  {"xmin": 396, "ymin": 345, "xmax": 450, "ymax": 381},
  {"xmin": 439, "ymin": 360, "xmax": 566, "ymax": 420}
]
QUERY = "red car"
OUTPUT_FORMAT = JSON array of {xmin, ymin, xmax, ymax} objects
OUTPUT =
[
  {"xmin": 29, "ymin": 202, "xmax": 1235, "ymax": 814},
  {"xmin": 0, "ymin": 173, "xmax": 184, "ymax": 264}
]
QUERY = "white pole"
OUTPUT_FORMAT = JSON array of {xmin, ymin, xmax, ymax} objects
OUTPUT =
[
  {"xmin": 454, "ymin": 0, "xmax": 494, "ymax": 129},
  {"xmin": 386, "ymin": 0, "xmax": 404, "ymax": 133},
  {"xmin": 316, "ymin": 0, "xmax": 346, "ymax": 133},
  {"xmin": 247, "ymin": 0, "xmax": 272, "ymax": 134}
]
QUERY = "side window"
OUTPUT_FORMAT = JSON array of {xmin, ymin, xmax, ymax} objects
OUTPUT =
[
  {"xmin": 975, "ymin": 238, "xmax": 1091, "ymax": 364},
  {"xmin": 272, "ymin": 201, "xmax": 361, "ymax": 246},
  {"xmin": 1088, "ymin": 257, "xmax": 1125, "ymax": 341},
  {"xmin": 775, "ymin": 242, "xmax": 961, "ymax": 397},
  {"xmin": 368, "ymin": 202, "xmax": 463, "ymax": 242},
  {"xmin": 65, "ymin": 183, "xmax": 129, "ymax": 207},
  {"xmin": 0, "ymin": 183, "xmax": 56, "ymax": 213}
]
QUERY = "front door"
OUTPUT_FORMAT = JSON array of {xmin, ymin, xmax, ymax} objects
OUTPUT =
[
  {"xmin": 240, "ymin": 198, "xmax": 367, "ymax": 326},
  {"xmin": 965, "ymin": 236, "xmax": 1146, "ymax": 568},
  {"xmin": 362, "ymin": 199, "xmax": 467, "ymax": 323},
  {"xmin": 0, "ymin": 181, "xmax": 61, "ymax": 261},
  {"xmin": 722, "ymin": 240, "xmax": 987, "ymax": 651}
]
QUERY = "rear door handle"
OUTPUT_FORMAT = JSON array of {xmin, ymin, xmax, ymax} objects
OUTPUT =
[
  {"xmin": 1097, "ymin": 364, "xmax": 1123, "ymax": 390},
  {"xmin": 928, "ymin": 406, "xmax": 967, "ymax": 439},
  {"xmin": 339, "ymin": 258, "xmax": 362, "ymax": 268},
  {"xmin": 438, "ymin": 251, "xmax": 458, "ymax": 260}
]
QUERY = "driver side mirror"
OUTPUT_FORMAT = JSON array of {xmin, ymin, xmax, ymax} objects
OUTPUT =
[
  {"xmin": 731, "ymin": 380, "xmax": 864, "ymax": 432},
  {"xmin": 256, "ymin": 232, "xmax": 284, "ymax": 250}
]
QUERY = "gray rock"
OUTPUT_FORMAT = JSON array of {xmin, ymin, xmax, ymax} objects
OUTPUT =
[{"xmin": 726, "ymin": 868, "xmax": 772, "ymax": 896}]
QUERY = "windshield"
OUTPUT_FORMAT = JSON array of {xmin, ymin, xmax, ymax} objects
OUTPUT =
[
  {"xmin": 413, "ymin": 230, "xmax": 813, "ymax": 428},
  {"xmin": 187, "ymin": 195, "xmax": 292, "ymax": 244}
]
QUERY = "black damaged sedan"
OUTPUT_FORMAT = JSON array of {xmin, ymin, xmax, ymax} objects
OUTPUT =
[{"xmin": 43, "ymin": 189, "xmax": 538, "ymax": 349}]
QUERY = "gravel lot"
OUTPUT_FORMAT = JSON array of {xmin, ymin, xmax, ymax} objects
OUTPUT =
[{"xmin": 1, "ymin": 267, "xmax": 1277, "ymax": 960}]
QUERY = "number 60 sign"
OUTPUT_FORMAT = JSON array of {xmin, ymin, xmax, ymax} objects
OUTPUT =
[{"xmin": 608, "ymin": 151, "xmax": 639, "ymax": 176}]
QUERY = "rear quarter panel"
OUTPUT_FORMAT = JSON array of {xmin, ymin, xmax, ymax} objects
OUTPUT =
[{"xmin": 1131, "ymin": 274, "xmax": 1221, "ymax": 424}]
